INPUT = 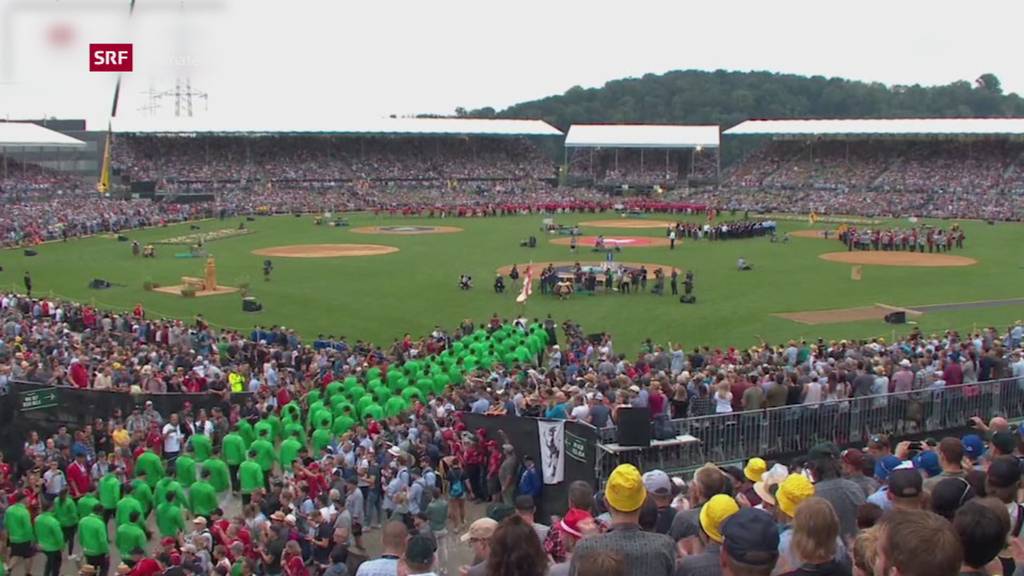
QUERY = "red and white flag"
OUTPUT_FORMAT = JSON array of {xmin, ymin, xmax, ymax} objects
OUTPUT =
[{"xmin": 516, "ymin": 266, "xmax": 533, "ymax": 303}]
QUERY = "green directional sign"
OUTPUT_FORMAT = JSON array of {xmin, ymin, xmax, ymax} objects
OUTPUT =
[{"xmin": 20, "ymin": 388, "xmax": 58, "ymax": 412}]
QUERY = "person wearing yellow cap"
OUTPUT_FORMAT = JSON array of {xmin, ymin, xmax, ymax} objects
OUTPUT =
[
  {"xmin": 570, "ymin": 464, "xmax": 676, "ymax": 576},
  {"xmin": 739, "ymin": 457, "xmax": 767, "ymax": 507},
  {"xmin": 774, "ymin": 476, "xmax": 849, "ymax": 573},
  {"xmin": 678, "ymin": 494, "xmax": 740, "ymax": 575}
]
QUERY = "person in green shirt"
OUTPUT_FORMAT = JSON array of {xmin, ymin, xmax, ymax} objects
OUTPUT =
[
  {"xmin": 131, "ymin": 478, "xmax": 155, "ymax": 517},
  {"xmin": 114, "ymin": 487, "xmax": 145, "ymax": 529},
  {"xmin": 78, "ymin": 504, "xmax": 110, "ymax": 576},
  {"xmin": 155, "ymin": 491, "xmax": 186, "ymax": 538},
  {"xmin": 36, "ymin": 501, "xmax": 65, "ymax": 576},
  {"xmin": 54, "ymin": 490, "xmax": 79, "ymax": 556},
  {"xmin": 278, "ymin": 434, "xmax": 304, "ymax": 471},
  {"xmin": 134, "ymin": 450, "xmax": 164, "ymax": 488},
  {"xmin": 238, "ymin": 451, "xmax": 264, "ymax": 505},
  {"xmin": 98, "ymin": 472, "xmax": 121, "ymax": 523},
  {"xmin": 249, "ymin": 432, "xmax": 276, "ymax": 486},
  {"xmin": 176, "ymin": 450, "xmax": 197, "ymax": 488},
  {"xmin": 188, "ymin": 433, "xmax": 213, "ymax": 462},
  {"xmin": 5, "ymin": 493, "xmax": 35, "ymax": 575},
  {"xmin": 189, "ymin": 471, "xmax": 219, "ymax": 519},
  {"xmin": 76, "ymin": 493, "xmax": 100, "ymax": 524},
  {"xmin": 221, "ymin": 432, "xmax": 246, "ymax": 492},
  {"xmin": 202, "ymin": 453, "xmax": 231, "ymax": 495},
  {"xmin": 115, "ymin": 511, "xmax": 148, "ymax": 559}
]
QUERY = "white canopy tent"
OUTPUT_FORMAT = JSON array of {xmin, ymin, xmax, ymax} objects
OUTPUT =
[
  {"xmin": 111, "ymin": 116, "xmax": 563, "ymax": 137},
  {"xmin": 565, "ymin": 124, "xmax": 720, "ymax": 148},
  {"xmin": 725, "ymin": 118, "xmax": 1024, "ymax": 138},
  {"xmin": 563, "ymin": 124, "xmax": 721, "ymax": 186},
  {"xmin": 0, "ymin": 122, "xmax": 87, "ymax": 149}
]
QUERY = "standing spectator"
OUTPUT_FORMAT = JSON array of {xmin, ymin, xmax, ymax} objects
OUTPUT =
[
  {"xmin": 952, "ymin": 499, "xmax": 1010, "ymax": 576},
  {"xmin": 354, "ymin": 521, "xmax": 406, "ymax": 576},
  {"xmin": 782, "ymin": 498, "xmax": 849, "ymax": 576},
  {"xmin": 401, "ymin": 534, "xmax": 437, "ymax": 576},
  {"xmin": 485, "ymin": 515, "xmax": 549, "ymax": 576},
  {"xmin": 570, "ymin": 464, "xmax": 675, "ymax": 576},
  {"xmin": 875, "ymin": 510, "xmax": 962, "ymax": 576},
  {"xmin": 719, "ymin": 508, "xmax": 780, "ymax": 576},
  {"xmin": 805, "ymin": 443, "xmax": 865, "ymax": 542},
  {"xmin": 677, "ymin": 494, "xmax": 739, "ymax": 575},
  {"xmin": 459, "ymin": 518, "xmax": 497, "ymax": 576}
]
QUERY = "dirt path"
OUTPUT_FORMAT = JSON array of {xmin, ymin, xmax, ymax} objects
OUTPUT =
[
  {"xmin": 818, "ymin": 251, "xmax": 977, "ymax": 267},
  {"xmin": 580, "ymin": 218, "xmax": 674, "ymax": 229},
  {"xmin": 252, "ymin": 244, "xmax": 399, "ymax": 257},
  {"xmin": 350, "ymin": 225, "xmax": 463, "ymax": 235},
  {"xmin": 549, "ymin": 235, "xmax": 670, "ymax": 247}
]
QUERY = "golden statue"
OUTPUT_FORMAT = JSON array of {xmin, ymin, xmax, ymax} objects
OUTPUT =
[{"xmin": 205, "ymin": 256, "xmax": 217, "ymax": 291}]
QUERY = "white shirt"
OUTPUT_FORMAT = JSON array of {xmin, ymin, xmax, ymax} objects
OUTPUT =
[
  {"xmin": 570, "ymin": 405, "xmax": 590, "ymax": 421},
  {"xmin": 162, "ymin": 423, "xmax": 183, "ymax": 452}
]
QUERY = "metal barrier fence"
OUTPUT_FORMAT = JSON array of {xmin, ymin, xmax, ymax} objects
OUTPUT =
[{"xmin": 594, "ymin": 376, "xmax": 1024, "ymax": 482}]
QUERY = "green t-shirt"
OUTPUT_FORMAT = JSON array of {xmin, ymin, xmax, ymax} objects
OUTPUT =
[
  {"xmin": 132, "ymin": 480, "xmax": 155, "ymax": 515},
  {"xmin": 78, "ymin": 514, "xmax": 109, "ymax": 556},
  {"xmin": 203, "ymin": 458, "xmax": 231, "ymax": 493},
  {"xmin": 311, "ymin": 428, "xmax": 332, "ymax": 454},
  {"xmin": 250, "ymin": 438, "xmax": 276, "ymax": 472},
  {"xmin": 189, "ymin": 481, "xmax": 218, "ymax": 517},
  {"xmin": 135, "ymin": 451, "xmax": 164, "ymax": 487},
  {"xmin": 115, "ymin": 495, "xmax": 144, "ymax": 527},
  {"xmin": 54, "ymin": 496, "xmax": 79, "ymax": 528},
  {"xmin": 176, "ymin": 455, "xmax": 197, "ymax": 487},
  {"xmin": 115, "ymin": 522, "xmax": 148, "ymax": 555},
  {"xmin": 35, "ymin": 512, "xmax": 64, "ymax": 552},
  {"xmin": 4, "ymin": 503, "xmax": 33, "ymax": 544},
  {"xmin": 155, "ymin": 502, "xmax": 185, "ymax": 537},
  {"xmin": 239, "ymin": 461, "xmax": 263, "ymax": 494},
  {"xmin": 222, "ymin": 433, "xmax": 246, "ymax": 466},
  {"xmin": 76, "ymin": 495, "xmax": 100, "ymax": 521},
  {"xmin": 189, "ymin": 434, "xmax": 213, "ymax": 462},
  {"xmin": 279, "ymin": 438, "xmax": 304, "ymax": 470},
  {"xmin": 426, "ymin": 499, "xmax": 449, "ymax": 533},
  {"xmin": 98, "ymin": 473, "xmax": 122, "ymax": 510}
]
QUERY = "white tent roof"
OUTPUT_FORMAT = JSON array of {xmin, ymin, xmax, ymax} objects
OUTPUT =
[
  {"xmin": 725, "ymin": 118, "xmax": 1024, "ymax": 137},
  {"xmin": 565, "ymin": 124, "xmax": 720, "ymax": 149},
  {"xmin": 0, "ymin": 122, "xmax": 86, "ymax": 149},
  {"xmin": 111, "ymin": 117, "xmax": 562, "ymax": 137}
]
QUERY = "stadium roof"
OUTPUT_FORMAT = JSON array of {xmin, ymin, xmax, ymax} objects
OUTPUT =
[
  {"xmin": 0, "ymin": 122, "xmax": 87, "ymax": 149},
  {"xmin": 110, "ymin": 117, "xmax": 563, "ymax": 137},
  {"xmin": 565, "ymin": 124, "xmax": 720, "ymax": 149},
  {"xmin": 725, "ymin": 118, "xmax": 1024, "ymax": 137}
]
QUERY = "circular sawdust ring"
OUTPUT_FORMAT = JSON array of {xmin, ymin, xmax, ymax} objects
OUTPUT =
[
  {"xmin": 580, "ymin": 219, "xmax": 674, "ymax": 229},
  {"xmin": 549, "ymin": 235, "xmax": 670, "ymax": 247},
  {"xmin": 790, "ymin": 229, "xmax": 832, "ymax": 239},
  {"xmin": 496, "ymin": 261, "xmax": 681, "ymax": 276},
  {"xmin": 350, "ymin": 225, "xmax": 463, "ymax": 235},
  {"xmin": 252, "ymin": 244, "xmax": 399, "ymax": 258},
  {"xmin": 818, "ymin": 251, "xmax": 976, "ymax": 267}
]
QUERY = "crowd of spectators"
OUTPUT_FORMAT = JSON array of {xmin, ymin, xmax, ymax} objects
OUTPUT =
[{"xmin": 0, "ymin": 160, "xmax": 87, "ymax": 203}]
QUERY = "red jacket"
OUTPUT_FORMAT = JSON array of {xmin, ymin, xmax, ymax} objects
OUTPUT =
[{"xmin": 66, "ymin": 460, "xmax": 91, "ymax": 496}]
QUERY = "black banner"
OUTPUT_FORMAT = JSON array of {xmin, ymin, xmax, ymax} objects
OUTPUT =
[{"xmin": 462, "ymin": 413, "xmax": 598, "ymax": 522}]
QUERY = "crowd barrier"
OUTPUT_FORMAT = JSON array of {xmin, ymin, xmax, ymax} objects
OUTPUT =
[{"xmin": 593, "ymin": 376, "xmax": 1024, "ymax": 483}]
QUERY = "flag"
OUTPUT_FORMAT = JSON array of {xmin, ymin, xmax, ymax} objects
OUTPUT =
[
  {"xmin": 516, "ymin": 266, "xmax": 533, "ymax": 304},
  {"xmin": 537, "ymin": 420, "xmax": 565, "ymax": 484},
  {"xmin": 96, "ymin": 122, "xmax": 112, "ymax": 194}
]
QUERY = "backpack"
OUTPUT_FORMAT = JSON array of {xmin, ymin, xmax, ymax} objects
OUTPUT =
[
  {"xmin": 417, "ymin": 479, "xmax": 432, "ymax": 511},
  {"xmin": 449, "ymin": 472, "xmax": 465, "ymax": 498}
]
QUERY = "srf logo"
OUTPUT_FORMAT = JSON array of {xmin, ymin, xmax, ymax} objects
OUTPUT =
[{"xmin": 89, "ymin": 43, "xmax": 133, "ymax": 72}]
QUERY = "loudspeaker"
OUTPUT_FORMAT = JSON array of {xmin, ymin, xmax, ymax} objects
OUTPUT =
[
  {"xmin": 616, "ymin": 407, "xmax": 652, "ymax": 447},
  {"xmin": 89, "ymin": 278, "xmax": 111, "ymax": 289},
  {"xmin": 246, "ymin": 216, "xmax": 256, "ymax": 222},
  {"xmin": 116, "ymin": 235, "xmax": 129, "ymax": 242},
  {"xmin": 884, "ymin": 311, "xmax": 906, "ymax": 324},
  {"xmin": 23, "ymin": 249, "xmax": 37, "ymax": 256},
  {"xmin": 242, "ymin": 297, "xmax": 262, "ymax": 312},
  {"xmin": 680, "ymin": 295, "xmax": 696, "ymax": 304}
]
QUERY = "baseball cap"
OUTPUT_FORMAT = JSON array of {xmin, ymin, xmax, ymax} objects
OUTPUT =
[
  {"xmin": 699, "ymin": 494, "xmax": 740, "ymax": 543},
  {"xmin": 558, "ymin": 508, "xmax": 594, "ymax": 539},
  {"xmin": 912, "ymin": 451, "xmax": 941, "ymax": 478},
  {"xmin": 721, "ymin": 508, "xmax": 780, "ymax": 566},
  {"xmin": 874, "ymin": 456, "xmax": 903, "ymax": 482},
  {"xmin": 460, "ymin": 518, "xmax": 498, "ymax": 543},
  {"xmin": 405, "ymin": 534, "xmax": 436, "ymax": 565},
  {"xmin": 888, "ymin": 467, "xmax": 923, "ymax": 498},
  {"xmin": 744, "ymin": 458, "xmax": 767, "ymax": 483},
  {"xmin": 807, "ymin": 442, "xmax": 839, "ymax": 461},
  {"xmin": 867, "ymin": 434, "xmax": 890, "ymax": 451},
  {"xmin": 642, "ymin": 469, "xmax": 672, "ymax": 497},
  {"xmin": 605, "ymin": 464, "xmax": 647, "ymax": 512},
  {"xmin": 776, "ymin": 474, "xmax": 815, "ymax": 518},
  {"xmin": 840, "ymin": 448, "xmax": 865, "ymax": 470},
  {"xmin": 990, "ymin": 431, "xmax": 1016, "ymax": 455},
  {"xmin": 962, "ymin": 434, "xmax": 986, "ymax": 460},
  {"xmin": 987, "ymin": 455, "xmax": 1022, "ymax": 489}
]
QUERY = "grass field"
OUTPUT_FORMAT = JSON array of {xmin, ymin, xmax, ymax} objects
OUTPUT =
[{"xmin": 3, "ymin": 212, "xmax": 1024, "ymax": 356}]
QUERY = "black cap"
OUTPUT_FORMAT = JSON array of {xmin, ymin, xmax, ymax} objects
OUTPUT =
[
  {"xmin": 721, "ymin": 508, "xmax": 780, "ymax": 566},
  {"xmin": 888, "ymin": 468, "xmax": 923, "ymax": 498},
  {"xmin": 991, "ymin": 432, "xmax": 1017, "ymax": 456},
  {"xmin": 987, "ymin": 455, "xmax": 1022, "ymax": 489},
  {"xmin": 404, "ymin": 535, "xmax": 436, "ymax": 566}
]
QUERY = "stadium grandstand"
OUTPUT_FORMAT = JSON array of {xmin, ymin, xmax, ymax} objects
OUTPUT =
[
  {"xmin": 698, "ymin": 117, "xmax": 1024, "ymax": 220},
  {"xmin": 0, "ymin": 122, "xmax": 89, "ymax": 203},
  {"xmin": 563, "ymin": 124, "xmax": 720, "ymax": 191}
]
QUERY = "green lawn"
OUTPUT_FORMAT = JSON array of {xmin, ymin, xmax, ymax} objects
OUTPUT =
[{"xmin": 3, "ymin": 212, "xmax": 1024, "ymax": 356}]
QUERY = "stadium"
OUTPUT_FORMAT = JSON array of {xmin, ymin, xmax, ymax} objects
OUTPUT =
[{"xmin": 4, "ymin": 3, "xmax": 1024, "ymax": 576}]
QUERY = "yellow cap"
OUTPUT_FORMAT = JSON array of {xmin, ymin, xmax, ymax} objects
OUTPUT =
[
  {"xmin": 744, "ymin": 457, "xmax": 767, "ymax": 483},
  {"xmin": 605, "ymin": 464, "xmax": 647, "ymax": 512},
  {"xmin": 776, "ymin": 474, "xmax": 815, "ymax": 517},
  {"xmin": 699, "ymin": 494, "xmax": 740, "ymax": 543}
]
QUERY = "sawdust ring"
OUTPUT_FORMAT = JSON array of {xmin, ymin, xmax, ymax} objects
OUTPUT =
[
  {"xmin": 580, "ymin": 219, "xmax": 674, "ymax": 229},
  {"xmin": 496, "ymin": 261, "xmax": 681, "ymax": 276},
  {"xmin": 252, "ymin": 244, "xmax": 398, "ymax": 258},
  {"xmin": 818, "ymin": 251, "xmax": 976, "ymax": 267},
  {"xmin": 350, "ymin": 226, "xmax": 462, "ymax": 235},
  {"xmin": 550, "ymin": 235, "xmax": 670, "ymax": 247}
]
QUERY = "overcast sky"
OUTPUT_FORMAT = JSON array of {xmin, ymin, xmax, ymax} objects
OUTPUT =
[{"xmin": 1, "ymin": 0, "xmax": 1021, "ymax": 129}]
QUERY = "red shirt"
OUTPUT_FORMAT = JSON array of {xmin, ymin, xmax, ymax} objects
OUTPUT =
[
  {"xmin": 131, "ymin": 558, "xmax": 162, "ymax": 576},
  {"xmin": 66, "ymin": 460, "xmax": 91, "ymax": 496}
]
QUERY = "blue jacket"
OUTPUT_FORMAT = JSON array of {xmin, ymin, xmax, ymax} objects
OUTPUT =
[{"xmin": 519, "ymin": 467, "xmax": 542, "ymax": 498}]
